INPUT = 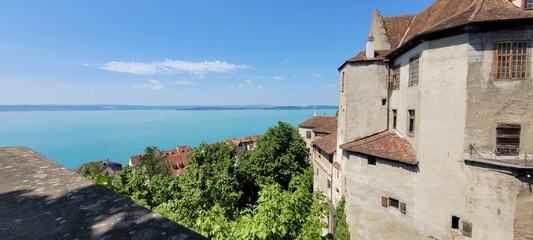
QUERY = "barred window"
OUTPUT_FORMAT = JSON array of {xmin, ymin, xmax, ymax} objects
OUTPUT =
[
  {"xmin": 389, "ymin": 65, "xmax": 400, "ymax": 90},
  {"xmin": 528, "ymin": 0, "xmax": 533, "ymax": 9},
  {"xmin": 408, "ymin": 55, "xmax": 419, "ymax": 86},
  {"xmin": 495, "ymin": 41, "xmax": 528, "ymax": 79}
]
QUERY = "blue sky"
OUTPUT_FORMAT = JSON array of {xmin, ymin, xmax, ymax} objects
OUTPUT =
[{"xmin": 0, "ymin": 0, "xmax": 434, "ymax": 106}]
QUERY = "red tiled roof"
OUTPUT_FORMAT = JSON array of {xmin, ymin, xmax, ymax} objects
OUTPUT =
[
  {"xmin": 299, "ymin": 116, "xmax": 337, "ymax": 128},
  {"xmin": 312, "ymin": 132, "xmax": 337, "ymax": 155},
  {"xmin": 402, "ymin": 0, "xmax": 533, "ymax": 46},
  {"xmin": 344, "ymin": 0, "xmax": 533, "ymax": 65},
  {"xmin": 313, "ymin": 119, "xmax": 337, "ymax": 134},
  {"xmin": 340, "ymin": 130, "xmax": 417, "ymax": 165},
  {"xmin": 249, "ymin": 135, "xmax": 261, "ymax": 142},
  {"xmin": 167, "ymin": 145, "xmax": 192, "ymax": 176},
  {"xmin": 129, "ymin": 155, "xmax": 142, "ymax": 166},
  {"xmin": 130, "ymin": 145, "xmax": 193, "ymax": 176},
  {"xmin": 382, "ymin": 14, "xmax": 415, "ymax": 49},
  {"xmin": 346, "ymin": 50, "xmax": 393, "ymax": 63},
  {"xmin": 224, "ymin": 138, "xmax": 241, "ymax": 146}
]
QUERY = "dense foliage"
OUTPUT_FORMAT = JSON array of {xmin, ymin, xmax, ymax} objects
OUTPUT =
[
  {"xmin": 333, "ymin": 197, "xmax": 350, "ymax": 240},
  {"xmin": 83, "ymin": 122, "xmax": 328, "ymax": 239}
]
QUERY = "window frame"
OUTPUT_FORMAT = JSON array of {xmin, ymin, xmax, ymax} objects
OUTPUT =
[
  {"xmin": 392, "ymin": 109, "xmax": 397, "ymax": 129},
  {"xmin": 528, "ymin": 0, "xmax": 533, "ymax": 9},
  {"xmin": 494, "ymin": 41, "xmax": 528, "ymax": 80},
  {"xmin": 496, "ymin": 123, "xmax": 521, "ymax": 156},
  {"xmin": 306, "ymin": 130, "xmax": 312, "ymax": 139},
  {"xmin": 407, "ymin": 109, "xmax": 415, "ymax": 135},
  {"xmin": 408, "ymin": 55, "xmax": 420, "ymax": 86}
]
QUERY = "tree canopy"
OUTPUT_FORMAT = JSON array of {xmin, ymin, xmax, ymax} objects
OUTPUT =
[{"xmin": 81, "ymin": 122, "xmax": 329, "ymax": 239}]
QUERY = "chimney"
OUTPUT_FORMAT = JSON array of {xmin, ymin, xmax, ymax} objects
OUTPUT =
[{"xmin": 366, "ymin": 34, "xmax": 375, "ymax": 59}]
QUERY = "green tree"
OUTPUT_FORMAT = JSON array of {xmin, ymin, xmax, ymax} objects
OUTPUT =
[
  {"xmin": 80, "ymin": 162, "xmax": 113, "ymax": 186},
  {"xmin": 334, "ymin": 197, "xmax": 350, "ymax": 240},
  {"xmin": 241, "ymin": 121, "xmax": 309, "ymax": 191},
  {"xmin": 137, "ymin": 146, "xmax": 170, "ymax": 178},
  {"xmin": 158, "ymin": 142, "xmax": 242, "ymax": 229},
  {"xmin": 233, "ymin": 168, "xmax": 327, "ymax": 240}
]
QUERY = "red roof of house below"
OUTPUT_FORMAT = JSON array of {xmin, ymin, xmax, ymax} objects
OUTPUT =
[
  {"xmin": 312, "ymin": 132, "xmax": 337, "ymax": 155},
  {"xmin": 299, "ymin": 116, "xmax": 337, "ymax": 128},
  {"xmin": 340, "ymin": 130, "xmax": 417, "ymax": 165}
]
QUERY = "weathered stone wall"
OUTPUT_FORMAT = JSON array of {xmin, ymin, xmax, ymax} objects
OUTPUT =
[
  {"xmin": 464, "ymin": 30, "xmax": 533, "ymax": 156},
  {"xmin": 337, "ymin": 61, "xmax": 388, "ymax": 145},
  {"xmin": 344, "ymin": 152, "xmax": 421, "ymax": 239},
  {"xmin": 462, "ymin": 165, "xmax": 527, "ymax": 240},
  {"xmin": 514, "ymin": 177, "xmax": 533, "ymax": 240}
]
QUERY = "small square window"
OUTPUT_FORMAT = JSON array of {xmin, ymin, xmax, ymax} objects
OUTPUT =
[
  {"xmin": 452, "ymin": 216, "xmax": 460, "ymax": 229},
  {"xmin": 367, "ymin": 156, "xmax": 376, "ymax": 165},
  {"xmin": 389, "ymin": 198, "xmax": 400, "ymax": 209},
  {"xmin": 306, "ymin": 131, "xmax": 312, "ymax": 139},
  {"xmin": 381, "ymin": 98, "xmax": 387, "ymax": 106}
]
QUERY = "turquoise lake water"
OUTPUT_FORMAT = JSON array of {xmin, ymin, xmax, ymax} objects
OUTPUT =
[{"xmin": 0, "ymin": 109, "xmax": 336, "ymax": 169}]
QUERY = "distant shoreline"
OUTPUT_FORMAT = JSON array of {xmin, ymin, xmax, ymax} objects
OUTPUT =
[{"xmin": 0, "ymin": 105, "xmax": 338, "ymax": 112}]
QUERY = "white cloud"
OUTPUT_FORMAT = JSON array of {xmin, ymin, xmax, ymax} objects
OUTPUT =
[
  {"xmin": 171, "ymin": 80, "xmax": 197, "ymax": 86},
  {"xmin": 283, "ymin": 59, "xmax": 290, "ymax": 64},
  {"xmin": 243, "ymin": 75, "xmax": 283, "ymax": 81},
  {"xmin": 313, "ymin": 72, "xmax": 322, "ymax": 78},
  {"xmin": 327, "ymin": 84, "xmax": 337, "ymax": 87},
  {"xmin": 56, "ymin": 83, "xmax": 71, "ymax": 88},
  {"xmin": 243, "ymin": 80, "xmax": 264, "ymax": 90},
  {"xmin": 100, "ymin": 59, "xmax": 248, "ymax": 75},
  {"xmin": 133, "ymin": 79, "xmax": 164, "ymax": 90}
]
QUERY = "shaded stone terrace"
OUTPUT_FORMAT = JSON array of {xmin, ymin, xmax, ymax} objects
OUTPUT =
[{"xmin": 0, "ymin": 147, "xmax": 205, "ymax": 240}]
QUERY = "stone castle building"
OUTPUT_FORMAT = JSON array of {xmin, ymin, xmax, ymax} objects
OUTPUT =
[{"xmin": 303, "ymin": 0, "xmax": 533, "ymax": 239}]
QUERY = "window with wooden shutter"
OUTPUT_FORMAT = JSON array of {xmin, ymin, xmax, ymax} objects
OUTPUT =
[
  {"xmin": 462, "ymin": 220, "xmax": 473, "ymax": 238},
  {"xmin": 496, "ymin": 123, "xmax": 521, "ymax": 156},
  {"xmin": 495, "ymin": 41, "xmax": 528, "ymax": 79},
  {"xmin": 400, "ymin": 202, "xmax": 406, "ymax": 214},
  {"xmin": 381, "ymin": 196, "xmax": 389, "ymax": 207}
]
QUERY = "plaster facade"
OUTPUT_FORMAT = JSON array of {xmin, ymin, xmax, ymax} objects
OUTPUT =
[
  {"xmin": 299, "ymin": 126, "xmax": 315, "ymax": 150},
  {"xmin": 337, "ymin": 11, "xmax": 533, "ymax": 240}
]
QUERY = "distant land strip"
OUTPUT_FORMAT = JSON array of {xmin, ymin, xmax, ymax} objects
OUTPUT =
[{"xmin": 0, "ymin": 105, "xmax": 338, "ymax": 111}]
